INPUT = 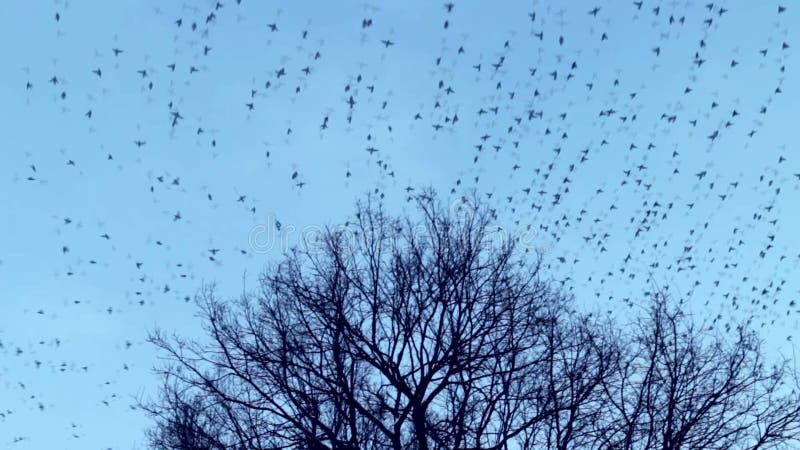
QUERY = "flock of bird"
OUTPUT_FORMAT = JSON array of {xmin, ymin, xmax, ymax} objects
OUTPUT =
[{"xmin": 0, "ymin": 1, "xmax": 797, "ymax": 448}]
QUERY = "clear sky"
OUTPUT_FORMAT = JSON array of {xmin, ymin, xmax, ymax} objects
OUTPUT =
[{"xmin": 0, "ymin": 1, "xmax": 797, "ymax": 448}]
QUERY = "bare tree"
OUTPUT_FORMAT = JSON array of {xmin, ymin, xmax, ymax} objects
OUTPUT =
[
  {"xmin": 594, "ymin": 294, "xmax": 800, "ymax": 450},
  {"xmin": 144, "ymin": 194, "xmax": 609, "ymax": 450},
  {"xmin": 534, "ymin": 317, "xmax": 617, "ymax": 450},
  {"xmin": 142, "ymin": 194, "xmax": 800, "ymax": 450},
  {"xmin": 142, "ymin": 382, "xmax": 227, "ymax": 450}
]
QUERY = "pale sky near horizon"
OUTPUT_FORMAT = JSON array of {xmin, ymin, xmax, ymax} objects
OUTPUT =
[{"xmin": 0, "ymin": 1, "xmax": 798, "ymax": 448}]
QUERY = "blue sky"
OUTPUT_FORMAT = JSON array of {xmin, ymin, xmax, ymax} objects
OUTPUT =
[{"xmin": 0, "ymin": 1, "xmax": 797, "ymax": 448}]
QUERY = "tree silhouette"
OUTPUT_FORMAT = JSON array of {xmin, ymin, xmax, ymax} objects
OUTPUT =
[
  {"xmin": 593, "ymin": 296, "xmax": 800, "ymax": 450},
  {"xmin": 143, "ymin": 384, "xmax": 226, "ymax": 450},
  {"xmin": 143, "ymin": 194, "xmax": 800, "ymax": 450}
]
